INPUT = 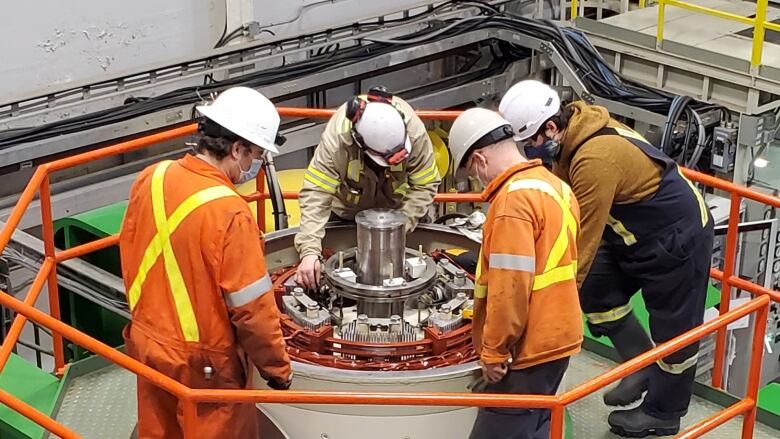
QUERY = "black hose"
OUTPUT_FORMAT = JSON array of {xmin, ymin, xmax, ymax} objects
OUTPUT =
[{"xmin": 263, "ymin": 156, "xmax": 288, "ymax": 230}]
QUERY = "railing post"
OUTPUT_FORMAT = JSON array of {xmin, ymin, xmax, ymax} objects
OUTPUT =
[
  {"xmin": 712, "ymin": 194, "xmax": 742, "ymax": 388},
  {"xmin": 182, "ymin": 398, "xmax": 198, "ymax": 439},
  {"xmin": 550, "ymin": 405, "xmax": 565, "ymax": 439},
  {"xmin": 741, "ymin": 296, "xmax": 769, "ymax": 439},
  {"xmin": 656, "ymin": 0, "xmax": 666, "ymax": 50},
  {"xmin": 571, "ymin": 0, "xmax": 579, "ymax": 19},
  {"xmin": 39, "ymin": 174, "xmax": 66, "ymax": 372},
  {"xmin": 751, "ymin": 0, "xmax": 769, "ymax": 72}
]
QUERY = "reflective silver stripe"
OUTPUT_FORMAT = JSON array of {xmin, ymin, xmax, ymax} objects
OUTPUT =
[
  {"xmin": 657, "ymin": 354, "xmax": 699, "ymax": 375},
  {"xmin": 224, "ymin": 274, "xmax": 272, "ymax": 308},
  {"xmin": 488, "ymin": 254, "xmax": 535, "ymax": 272}
]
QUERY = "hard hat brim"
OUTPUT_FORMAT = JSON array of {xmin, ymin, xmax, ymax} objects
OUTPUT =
[
  {"xmin": 196, "ymin": 104, "xmax": 280, "ymax": 154},
  {"xmin": 365, "ymin": 136, "xmax": 411, "ymax": 167}
]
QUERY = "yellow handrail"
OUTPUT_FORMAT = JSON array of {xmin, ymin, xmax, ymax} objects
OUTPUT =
[{"xmin": 654, "ymin": 0, "xmax": 776, "ymax": 69}]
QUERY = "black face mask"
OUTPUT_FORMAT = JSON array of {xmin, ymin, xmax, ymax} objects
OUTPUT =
[{"xmin": 523, "ymin": 135, "xmax": 561, "ymax": 168}]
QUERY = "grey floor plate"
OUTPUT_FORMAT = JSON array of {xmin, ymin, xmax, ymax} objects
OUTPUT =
[
  {"xmin": 565, "ymin": 350, "xmax": 778, "ymax": 438},
  {"xmin": 49, "ymin": 351, "xmax": 778, "ymax": 438},
  {"xmin": 54, "ymin": 365, "xmax": 137, "ymax": 439}
]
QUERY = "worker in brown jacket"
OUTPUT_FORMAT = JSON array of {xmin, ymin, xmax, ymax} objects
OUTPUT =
[
  {"xmin": 449, "ymin": 108, "xmax": 583, "ymax": 439},
  {"xmin": 500, "ymin": 80, "xmax": 714, "ymax": 437},
  {"xmin": 120, "ymin": 87, "xmax": 292, "ymax": 439},
  {"xmin": 294, "ymin": 86, "xmax": 440, "ymax": 289}
]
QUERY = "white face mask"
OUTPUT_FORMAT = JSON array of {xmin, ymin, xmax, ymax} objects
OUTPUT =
[{"xmin": 237, "ymin": 159, "xmax": 263, "ymax": 185}]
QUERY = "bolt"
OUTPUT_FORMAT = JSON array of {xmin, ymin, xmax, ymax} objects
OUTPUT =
[
  {"xmin": 306, "ymin": 302, "xmax": 319, "ymax": 318},
  {"xmin": 338, "ymin": 251, "xmax": 344, "ymax": 270},
  {"xmin": 457, "ymin": 292, "xmax": 467, "ymax": 300},
  {"xmin": 440, "ymin": 303, "xmax": 453, "ymax": 321},
  {"xmin": 455, "ymin": 270, "xmax": 466, "ymax": 286},
  {"xmin": 292, "ymin": 287, "xmax": 303, "ymax": 297}
]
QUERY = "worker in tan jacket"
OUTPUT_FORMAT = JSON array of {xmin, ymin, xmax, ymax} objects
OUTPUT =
[
  {"xmin": 295, "ymin": 86, "xmax": 440, "ymax": 289},
  {"xmin": 449, "ymin": 108, "xmax": 583, "ymax": 439},
  {"xmin": 500, "ymin": 80, "xmax": 714, "ymax": 437}
]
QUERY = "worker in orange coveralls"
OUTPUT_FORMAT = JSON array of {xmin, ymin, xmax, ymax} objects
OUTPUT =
[
  {"xmin": 119, "ymin": 86, "xmax": 292, "ymax": 439},
  {"xmin": 449, "ymin": 108, "xmax": 583, "ymax": 439}
]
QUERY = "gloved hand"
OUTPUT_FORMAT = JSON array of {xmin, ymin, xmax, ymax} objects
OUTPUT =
[
  {"xmin": 295, "ymin": 254, "xmax": 322, "ymax": 290},
  {"xmin": 268, "ymin": 376, "xmax": 293, "ymax": 390}
]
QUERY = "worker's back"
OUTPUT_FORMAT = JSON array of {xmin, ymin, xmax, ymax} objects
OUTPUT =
[
  {"xmin": 120, "ymin": 154, "xmax": 263, "ymax": 350},
  {"xmin": 474, "ymin": 161, "xmax": 583, "ymax": 370}
]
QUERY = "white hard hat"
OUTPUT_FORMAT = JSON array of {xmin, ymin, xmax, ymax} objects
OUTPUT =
[
  {"xmin": 354, "ymin": 102, "xmax": 411, "ymax": 167},
  {"xmin": 196, "ymin": 87, "xmax": 281, "ymax": 153},
  {"xmin": 448, "ymin": 108, "xmax": 514, "ymax": 169},
  {"xmin": 498, "ymin": 80, "xmax": 561, "ymax": 142}
]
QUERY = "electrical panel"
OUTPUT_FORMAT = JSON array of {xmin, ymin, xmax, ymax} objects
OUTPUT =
[{"xmin": 711, "ymin": 124, "xmax": 738, "ymax": 173}]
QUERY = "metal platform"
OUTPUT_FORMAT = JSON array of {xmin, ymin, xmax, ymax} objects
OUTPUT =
[
  {"xmin": 53, "ymin": 363, "xmax": 136, "ymax": 439},
  {"xmin": 44, "ymin": 349, "xmax": 780, "ymax": 438},
  {"xmin": 576, "ymin": 0, "xmax": 780, "ymax": 114},
  {"xmin": 566, "ymin": 350, "xmax": 779, "ymax": 438}
]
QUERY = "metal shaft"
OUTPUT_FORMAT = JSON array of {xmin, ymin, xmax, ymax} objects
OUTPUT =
[{"xmin": 355, "ymin": 209, "xmax": 406, "ymax": 286}]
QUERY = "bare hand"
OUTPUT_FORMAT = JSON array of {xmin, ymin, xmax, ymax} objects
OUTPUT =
[
  {"xmin": 296, "ymin": 254, "xmax": 322, "ymax": 290},
  {"xmin": 480, "ymin": 361, "xmax": 508, "ymax": 384}
]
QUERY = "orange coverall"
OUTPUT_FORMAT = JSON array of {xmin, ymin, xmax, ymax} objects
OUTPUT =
[{"xmin": 120, "ymin": 154, "xmax": 291, "ymax": 439}]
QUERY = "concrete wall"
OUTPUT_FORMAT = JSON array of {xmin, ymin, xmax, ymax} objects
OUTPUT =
[{"xmin": 0, "ymin": 1, "xmax": 223, "ymax": 103}]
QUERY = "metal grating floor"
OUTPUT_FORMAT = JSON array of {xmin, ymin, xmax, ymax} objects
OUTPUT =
[
  {"xmin": 54, "ymin": 365, "xmax": 137, "ymax": 439},
  {"xmin": 48, "ymin": 351, "xmax": 779, "ymax": 438},
  {"xmin": 565, "ymin": 350, "xmax": 779, "ymax": 438}
]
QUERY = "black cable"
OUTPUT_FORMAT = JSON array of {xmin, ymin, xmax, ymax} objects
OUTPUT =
[{"xmin": 0, "ymin": 1, "xmax": 716, "ymax": 149}]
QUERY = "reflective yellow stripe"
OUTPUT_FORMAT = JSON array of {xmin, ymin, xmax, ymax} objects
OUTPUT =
[
  {"xmin": 341, "ymin": 116, "xmax": 352, "ymax": 134},
  {"xmin": 307, "ymin": 166, "xmax": 339, "ymax": 186},
  {"xmin": 532, "ymin": 262, "xmax": 576, "ymax": 291},
  {"xmin": 304, "ymin": 166, "xmax": 339, "ymax": 194},
  {"xmin": 676, "ymin": 166, "xmax": 708, "ymax": 228},
  {"xmin": 606, "ymin": 215, "xmax": 637, "ymax": 246},
  {"xmin": 410, "ymin": 162, "xmax": 438, "ymax": 185},
  {"xmin": 394, "ymin": 182, "xmax": 409, "ymax": 197},
  {"xmin": 474, "ymin": 249, "xmax": 487, "ymax": 299},
  {"xmin": 586, "ymin": 303, "xmax": 633, "ymax": 324},
  {"xmin": 614, "ymin": 126, "xmax": 650, "ymax": 144},
  {"xmin": 347, "ymin": 160, "xmax": 362, "ymax": 183},
  {"xmin": 507, "ymin": 179, "xmax": 578, "ymax": 272},
  {"xmin": 127, "ymin": 161, "xmax": 240, "ymax": 342},
  {"xmin": 657, "ymin": 354, "xmax": 699, "ymax": 375}
]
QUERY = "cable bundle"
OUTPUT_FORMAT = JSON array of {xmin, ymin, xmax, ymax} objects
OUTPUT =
[{"xmin": 0, "ymin": 0, "xmax": 726, "ymax": 168}]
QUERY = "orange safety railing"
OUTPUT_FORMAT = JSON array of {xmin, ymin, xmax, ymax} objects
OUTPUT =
[{"xmin": 0, "ymin": 108, "xmax": 779, "ymax": 438}]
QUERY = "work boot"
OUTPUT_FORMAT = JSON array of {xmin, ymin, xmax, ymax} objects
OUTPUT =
[
  {"xmin": 602, "ymin": 312, "xmax": 654, "ymax": 406},
  {"xmin": 603, "ymin": 370, "xmax": 649, "ymax": 406},
  {"xmin": 608, "ymin": 406, "xmax": 680, "ymax": 437}
]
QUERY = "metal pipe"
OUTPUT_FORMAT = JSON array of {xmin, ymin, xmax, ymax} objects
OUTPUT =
[
  {"xmin": 741, "ymin": 298, "xmax": 769, "ymax": 439},
  {"xmin": 0, "ymin": 288, "xmax": 190, "ymax": 398},
  {"xmin": 0, "ymin": 167, "xmax": 46, "ymax": 253},
  {"xmin": 187, "ymin": 388, "xmax": 559, "ymax": 408},
  {"xmin": 664, "ymin": 0, "xmax": 755, "ymax": 25},
  {"xmin": 56, "ymin": 235, "xmax": 119, "ymax": 262},
  {"xmin": 560, "ymin": 295, "xmax": 770, "ymax": 405},
  {"xmin": 683, "ymin": 168, "xmax": 780, "ymax": 208},
  {"xmin": 0, "ymin": 388, "xmax": 80, "ymax": 439},
  {"xmin": 751, "ymin": 0, "xmax": 769, "ymax": 69},
  {"xmin": 48, "ymin": 125, "xmax": 198, "ymax": 172},
  {"xmin": 0, "ymin": 258, "xmax": 53, "ymax": 372},
  {"xmin": 712, "ymin": 194, "xmax": 742, "ymax": 389},
  {"xmin": 549, "ymin": 405, "xmax": 565, "ymax": 439},
  {"xmin": 676, "ymin": 399, "xmax": 753, "ymax": 439},
  {"xmin": 182, "ymin": 398, "xmax": 198, "ymax": 439},
  {"xmin": 39, "ymin": 175, "xmax": 66, "ymax": 371}
]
